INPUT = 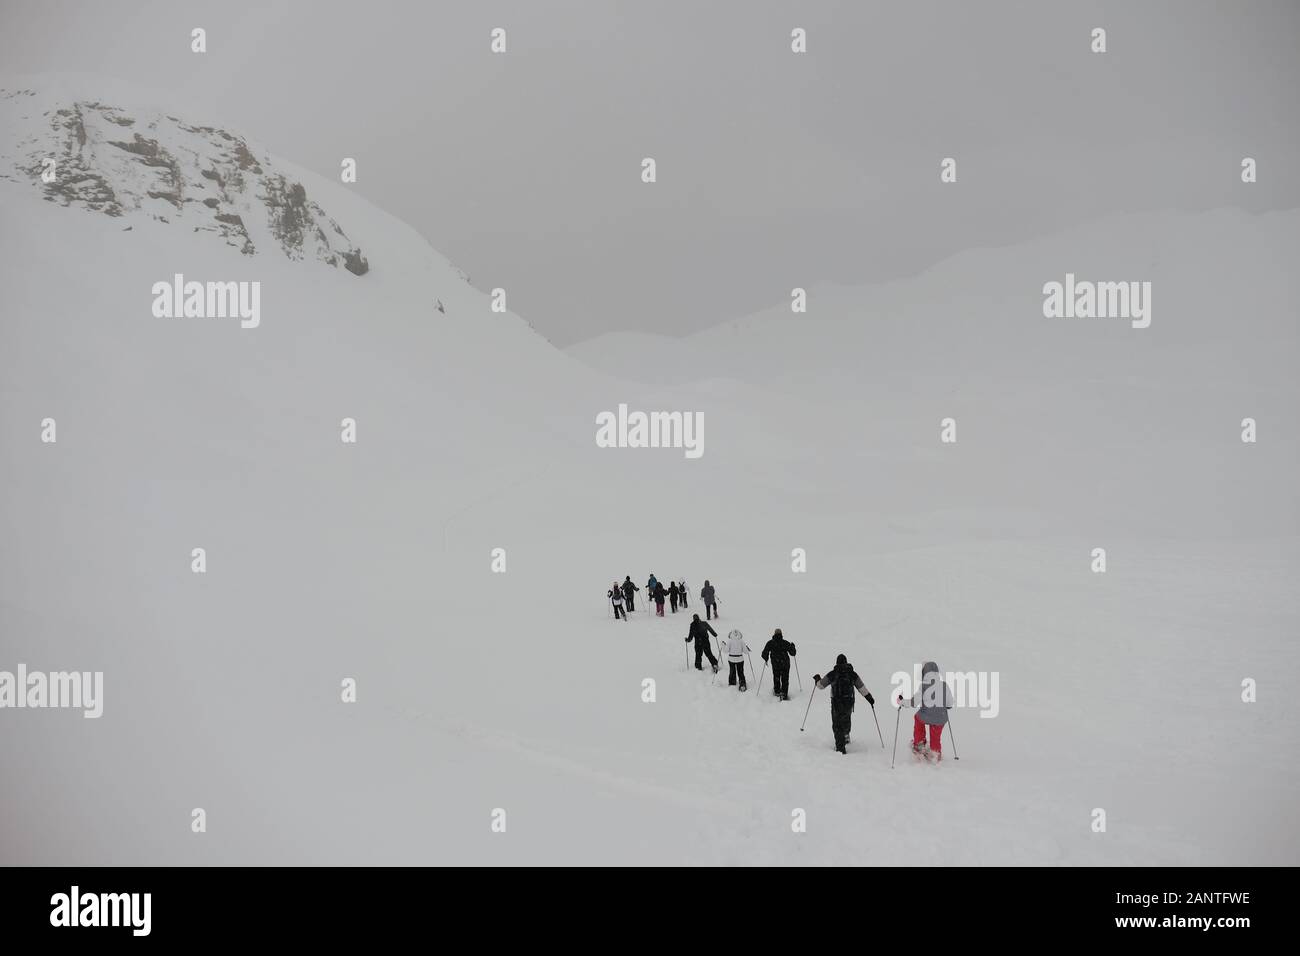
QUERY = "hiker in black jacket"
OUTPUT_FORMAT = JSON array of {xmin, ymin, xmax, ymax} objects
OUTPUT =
[
  {"xmin": 653, "ymin": 581, "xmax": 667, "ymax": 616},
  {"xmin": 813, "ymin": 654, "xmax": 874, "ymax": 754},
  {"xmin": 622, "ymin": 576, "xmax": 639, "ymax": 612},
  {"xmin": 668, "ymin": 581, "xmax": 680, "ymax": 613},
  {"xmin": 685, "ymin": 614, "xmax": 719, "ymax": 672},
  {"xmin": 761, "ymin": 628, "xmax": 797, "ymax": 701}
]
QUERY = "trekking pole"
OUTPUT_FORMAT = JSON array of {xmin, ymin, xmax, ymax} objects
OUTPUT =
[
  {"xmin": 946, "ymin": 708, "xmax": 959, "ymax": 760},
  {"xmin": 684, "ymin": 640, "xmax": 690, "ymax": 672},
  {"xmin": 745, "ymin": 649, "xmax": 757, "ymax": 689},
  {"xmin": 800, "ymin": 684, "xmax": 818, "ymax": 732},
  {"xmin": 755, "ymin": 660, "xmax": 767, "ymax": 695},
  {"xmin": 870, "ymin": 702, "xmax": 885, "ymax": 748},
  {"xmin": 890, "ymin": 701, "xmax": 902, "ymax": 769},
  {"xmin": 793, "ymin": 658, "xmax": 803, "ymax": 692}
]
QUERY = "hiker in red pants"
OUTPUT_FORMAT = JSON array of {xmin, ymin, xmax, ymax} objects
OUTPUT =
[{"xmin": 898, "ymin": 661, "xmax": 952, "ymax": 762}]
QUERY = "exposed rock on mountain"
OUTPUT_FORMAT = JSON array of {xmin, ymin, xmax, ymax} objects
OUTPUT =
[{"xmin": 1, "ymin": 87, "xmax": 369, "ymax": 275}]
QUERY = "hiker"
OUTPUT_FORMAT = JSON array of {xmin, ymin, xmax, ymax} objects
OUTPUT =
[
  {"xmin": 685, "ymin": 614, "xmax": 719, "ymax": 672},
  {"xmin": 813, "ymin": 655, "xmax": 874, "ymax": 754},
  {"xmin": 653, "ymin": 581, "xmax": 667, "ymax": 616},
  {"xmin": 761, "ymin": 628, "xmax": 797, "ymax": 701},
  {"xmin": 608, "ymin": 582, "xmax": 627, "ymax": 621},
  {"xmin": 898, "ymin": 661, "xmax": 953, "ymax": 762},
  {"xmin": 622, "ymin": 576, "xmax": 639, "ymax": 612},
  {"xmin": 678, "ymin": 578, "xmax": 689, "ymax": 608},
  {"xmin": 668, "ymin": 581, "xmax": 680, "ymax": 613},
  {"xmin": 723, "ymin": 629, "xmax": 751, "ymax": 691},
  {"xmin": 701, "ymin": 580, "xmax": 717, "ymax": 620}
]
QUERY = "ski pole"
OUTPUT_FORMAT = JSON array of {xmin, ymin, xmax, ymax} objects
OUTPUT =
[
  {"xmin": 755, "ymin": 660, "xmax": 767, "ymax": 695},
  {"xmin": 745, "ymin": 649, "xmax": 756, "ymax": 689},
  {"xmin": 793, "ymin": 658, "xmax": 802, "ymax": 692},
  {"xmin": 684, "ymin": 640, "xmax": 690, "ymax": 672},
  {"xmin": 946, "ymin": 708, "xmax": 959, "ymax": 760},
  {"xmin": 800, "ymin": 683, "xmax": 818, "ymax": 732},
  {"xmin": 870, "ymin": 702, "xmax": 885, "ymax": 748},
  {"xmin": 890, "ymin": 701, "xmax": 902, "ymax": 769}
]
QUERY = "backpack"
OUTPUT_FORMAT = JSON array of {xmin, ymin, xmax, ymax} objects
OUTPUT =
[{"xmin": 831, "ymin": 666, "xmax": 856, "ymax": 703}]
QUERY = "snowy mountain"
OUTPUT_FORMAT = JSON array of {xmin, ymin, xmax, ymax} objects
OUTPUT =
[
  {"xmin": 1, "ymin": 77, "xmax": 1296, "ymax": 868},
  {"xmin": 0, "ymin": 84, "xmax": 376, "ymax": 276},
  {"xmin": 569, "ymin": 207, "xmax": 1300, "ymax": 394}
]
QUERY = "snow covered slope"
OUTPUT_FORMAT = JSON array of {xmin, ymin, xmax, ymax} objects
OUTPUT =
[{"xmin": 2, "ymin": 78, "xmax": 1296, "ymax": 866}]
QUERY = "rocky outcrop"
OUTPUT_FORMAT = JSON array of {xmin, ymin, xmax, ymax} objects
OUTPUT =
[{"xmin": 0, "ymin": 89, "xmax": 370, "ymax": 275}]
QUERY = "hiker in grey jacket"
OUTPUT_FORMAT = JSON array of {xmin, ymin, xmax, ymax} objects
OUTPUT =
[
  {"xmin": 700, "ymin": 580, "xmax": 717, "ymax": 620},
  {"xmin": 898, "ymin": 661, "xmax": 952, "ymax": 760}
]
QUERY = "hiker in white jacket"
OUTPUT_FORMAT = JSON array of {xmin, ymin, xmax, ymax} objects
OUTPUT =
[{"xmin": 723, "ymin": 629, "xmax": 751, "ymax": 691}]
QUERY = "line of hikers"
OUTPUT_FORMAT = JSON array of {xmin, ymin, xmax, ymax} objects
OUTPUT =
[
  {"xmin": 683, "ymin": 621, "xmax": 793, "ymax": 695},
  {"xmin": 607, "ymin": 574, "xmax": 719, "ymax": 620},
  {"xmin": 606, "ymin": 576, "xmax": 953, "ymax": 760},
  {"xmin": 686, "ymin": 624, "xmax": 951, "ymax": 759},
  {"xmin": 812, "ymin": 656, "xmax": 953, "ymax": 759},
  {"xmin": 688, "ymin": 622, "xmax": 953, "ymax": 760}
]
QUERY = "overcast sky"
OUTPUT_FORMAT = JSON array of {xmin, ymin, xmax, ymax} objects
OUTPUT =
[{"xmin": 2, "ymin": 0, "xmax": 1297, "ymax": 344}]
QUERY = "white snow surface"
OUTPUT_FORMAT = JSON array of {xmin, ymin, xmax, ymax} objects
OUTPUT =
[{"xmin": 1, "ymin": 80, "xmax": 1297, "ymax": 866}]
